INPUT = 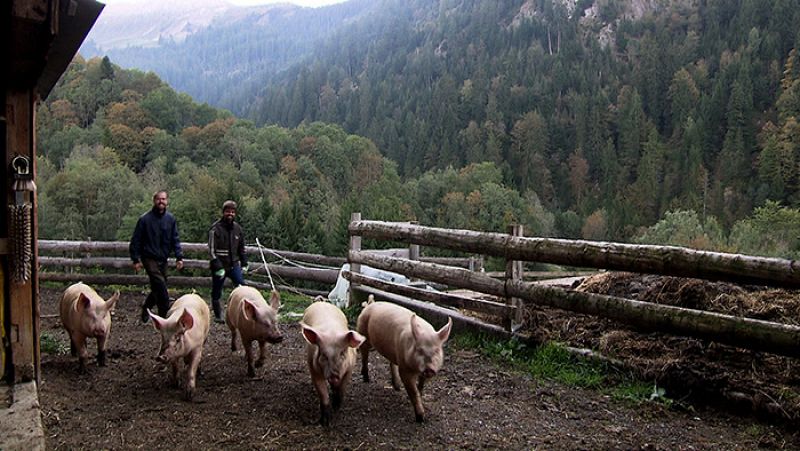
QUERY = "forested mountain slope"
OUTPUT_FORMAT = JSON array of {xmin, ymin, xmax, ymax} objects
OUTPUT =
[
  {"xmin": 81, "ymin": 0, "xmax": 373, "ymax": 109},
  {"xmin": 36, "ymin": 56, "xmax": 554, "ymax": 260},
  {"xmin": 244, "ymin": 0, "xmax": 800, "ymax": 240}
]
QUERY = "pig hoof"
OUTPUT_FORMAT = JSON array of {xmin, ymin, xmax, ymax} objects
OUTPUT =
[
  {"xmin": 247, "ymin": 367, "xmax": 256, "ymax": 378},
  {"xmin": 255, "ymin": 359, "xmax": 265, "ymax": 368},
  {"xmin": 415, "ymin": 413, "xmax": 425, "ymax": 423},
  {"xmin": 183, "ymin": 388, "xmax": 194, "ymax": 401},
  {"xmin": 319, "ymin": 404, "xmax": 332, "ymax": 427},
  {"xmin": 97, "ymin": 351, "xmax": 107, "ymax": 367},
  {"xmin": 362, "ymin": 373, "xmax": 370, "ymax": 383}
]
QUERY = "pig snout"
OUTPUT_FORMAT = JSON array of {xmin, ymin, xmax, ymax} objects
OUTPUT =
[
  {"xmin": 93, "ymin": 327, "xmax": 107, "ymax": 337},
  {"xmin": 423, "ymin": 368, "xmax": 437, "ymax": 378},
  {"xmin": 268, "ymin": 332, "xmax": 284, "ymax": 344},
  {"xmin": 327, "ymin": 373, "xmax": 342, "ymax": 386}
]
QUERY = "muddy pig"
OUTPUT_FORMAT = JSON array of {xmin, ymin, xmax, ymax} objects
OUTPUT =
[
  {"xmin": 59, "ymin": 282, "xmax": 120, "ymax": 372},
  {"xmin": 300, "ymin": 297, "xmax": 365, "ymax": 426},
  {"xmin": 225, "ymin": 286, "xmax": 284, "ymax": 377},
  {"xmin": 149, "ymin": 293, "xmax": 210, "ymax": 401},
  {"xmin": 357, "ymin": 296, "xmax": 452, "ymax": 422}
]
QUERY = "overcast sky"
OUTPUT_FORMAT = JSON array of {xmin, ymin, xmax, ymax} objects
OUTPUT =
[{"xmin": 99, "ymin": 0, "xmax": 349, "ymax": 7}]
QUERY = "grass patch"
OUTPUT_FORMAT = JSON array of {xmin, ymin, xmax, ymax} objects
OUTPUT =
[
  {"xmin": 279, "ymin": 291, "xmax": 314, "ymax": 314},
  {"xmin": 451, "ymin": 332, "xmax": 672, "ymax": 404},
  {"xmin": 41, "ymin": 331, "xmax": 69, "ymax": 355}
]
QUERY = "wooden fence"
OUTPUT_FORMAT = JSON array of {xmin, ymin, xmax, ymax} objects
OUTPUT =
[
  {"xmin": 346, "ymin": 217, "xmax": 800, "ymax": 359},
  {"xmin": 37, "ymin": 239, "xmax": 481, "ymax": 297}
]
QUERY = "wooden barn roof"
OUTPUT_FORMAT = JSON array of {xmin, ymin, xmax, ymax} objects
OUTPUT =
[{"xmin": 8, "ymin": 0, "xmax": 104, "ymax": 99}]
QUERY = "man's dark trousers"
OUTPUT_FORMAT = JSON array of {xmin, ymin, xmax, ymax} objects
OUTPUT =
[{"xmin": 142, "ymin": 258, "xmax": 171, "ymax": 317}]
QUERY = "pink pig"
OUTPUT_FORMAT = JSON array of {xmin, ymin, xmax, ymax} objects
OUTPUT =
[
  {"xmin": 59, "ymin": 282, "xmax": 120, "ymax": 372},
  {"xmin": 149, "ymin": 293, "xmax": 210, "ymax": 401},
  {"xmin": 300, "ymin": 297, "xmax": 365, "ymax": 426},
  {"xmin": 225, "ymin": 286, "xmax": 284, "ymax": 377},
  {"xmin": 357, "ymin": 297, "xmax": 452, "ymax": 422}
]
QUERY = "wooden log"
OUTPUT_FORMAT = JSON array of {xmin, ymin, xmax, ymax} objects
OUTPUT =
[
  {"xmin": 248, "ymin": 263, "xmax": 338, "ymax": 284},
  {"xmin": 349, "ymin": 250, "xmax": 506, "ymax": 296},
  {"xmin": 37, "ymin": 240, "xmax": 477, "ymax": 271},
  {"xmin": 349, "ymin": 220, "xmax": 800, "ymax": 288},
  {"xmin": 343, "ymin": 271, "xmax": 512, "ymax": 318},
  {"xmin": 244, "ymin": 245, "xmax": 345, "ymax": 267},
  {"xmin": 348, "ymin": 251, "xmax": 800, "ymax": 358},
  {"xmin": 483, "ymin": 270, "xmax": 595, "ymax": 280},
  {"xmin": 37, "ymin": 272, "xmax": 325, "ymax": 296},
  {"xmin": 37, "ymin": 256, "xmax": 338, "ymax": 284},
  {"xmin": 505, "ymin": 224, "xmax": 524, "ymax": 332},
  {"xmin": 39, "ymin": 256, "xmax": 204, "ymax": 270},
  {"xmin": 40, "ymin": 272, "xmax": 210, "ymax": 287},
  {"xmin": 352, "ymin": 285, "xmax": 511, "ymax": 341},
  {"xmin": 420, "ymin": 256, "xmax": 481, "ymax": 269},
  {"xmin": 37, "ymin": 240, "xmax": 348, "ymax": 266}
]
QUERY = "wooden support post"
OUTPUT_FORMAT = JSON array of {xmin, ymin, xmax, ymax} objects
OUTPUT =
[
  {"xmin": 6, "ymin": 90, "xmax": 38, "ymax": 383},
  {"xmin": 408, "ymin": 221, "xmax": 419, "ymax": 282},
  {"xmin": 505, "ymin": 224, "xmax": 524, "ymax": 332},
  {"xmin": 348, "ymin": 212, "xmax": 366, "ymax": 306}
]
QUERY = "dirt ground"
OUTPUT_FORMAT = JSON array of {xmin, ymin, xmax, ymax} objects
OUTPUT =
[{"xmin": 39, "ymin": 281, "xmax": 799, "ymax": 450}]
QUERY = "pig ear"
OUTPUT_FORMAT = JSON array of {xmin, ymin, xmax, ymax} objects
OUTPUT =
[
  {"xmin": 300, "ymin": 322, "xmax": 320, "ymax": 345},
  {"xmin": 345, "ymin": 330, "xmax": 366, "ymax": 349},
  {"xmin": 314, "ymin": 295, "xmax": 325, "ymax": 303},
  {"xmin": 179, "ymin": 309, "xmax": 195, "ymax": 330},
  {"xmin": 243, "ymin": 300, "xmax": 257, "ymax": 320},
  {"xmin": 149, "ymin": 312, "xmax": 165, "ymax": 331},
  {"xmin": 437, "ymin": 317, "xmax": 453, "ymax": 343},
  {"xmin": 77, "ymin": 293, "xmax": 91, "ymax": 311},
  {"xmin": 269, "ymin": 290, "xmax": 281, "ymax": 310},
  {"xmin": 105, "ymin": 291, "xmax": 120, "ymax": 311},
  {"xmin": 410, "ymin": 314, "xmax": 425, "ymax": 341}
]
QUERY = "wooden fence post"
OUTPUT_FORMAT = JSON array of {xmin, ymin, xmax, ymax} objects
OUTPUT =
[
  {"xmin": 505, "ymin": 224, "xmax": 524, "ymax": 332},
  {"xmin": 408, "ymin": 221, "xmax": 419, "ymax": 282},
  {"xmin": 348, "ymin": 212, "xmax": 366, "ymax": 306}
]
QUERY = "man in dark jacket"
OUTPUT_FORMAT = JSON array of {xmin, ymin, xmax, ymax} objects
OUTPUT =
[
  {"xmin": 208, "ymin": 200, "xmax": 248, "ymax": 322},
  {"xmin": 129, "ymin": 190, "xmax": 184, "ymax": 321}
]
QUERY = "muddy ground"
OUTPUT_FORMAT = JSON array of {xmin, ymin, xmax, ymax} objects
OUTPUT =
[{"xmin": 39, "ymin": 280, "xmax": 799, "ymax": 450}]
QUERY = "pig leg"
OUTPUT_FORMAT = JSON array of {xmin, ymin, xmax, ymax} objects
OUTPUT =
[
  {"xmin": 311, "ymin": 372, "xmax": 332, "ymax": 426},
  {"xmin": 68, "ymin": 333, "xmax": 77, "ymax": 357},
  {"xmin": 360, "ymin": 345, "xmax": 371, "ymax": 382},
  {"xmin": 96, "ymin": 335, "xmax": 108, "ymax": 367},
  {"xmin": 244, "ymin": 339, "xmax": 256, "ymax": 377},
  {"xmin": 255, "ymin": 340, "xmax": 267, "ymax": 368},
  {"xmin": 229, "ymin": 325, "xmax": 238, "ymax": 351},
  {"xmin": 169, "ymin": 360, "xmax": 180, "ymax": 388},
  {"xmin": 183, "ymin": 350, "xmax": 202, "ymax": 401},
  {"xmin": 389, "ymin": 363, "xmax": 402, "ymax": 390},
  {"xmin": 74, "ymin": 334, "xmax": 89, "ymax": 373},
  {"xmin": 417, "ymin": 374, "xmax": 428, "ymax": 392},
  {"xmin": 400, "ymin": 369, "xmax": 425, "ymax": 422},
  {"xmin": 332, "ymin": 369, "xmax": 352, "ymax": 411}
]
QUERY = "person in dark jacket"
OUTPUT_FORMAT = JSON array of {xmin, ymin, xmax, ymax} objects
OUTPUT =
[
  {"xmin": 208, "ymin": 200, "xmax": 248, "ymax": 322},
  {"xmin": 129, "ymin": 190, "xmax": 184, "ymax": 322}
]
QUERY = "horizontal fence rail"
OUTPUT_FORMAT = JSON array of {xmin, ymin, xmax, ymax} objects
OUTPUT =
[{"xmin": 349, "ymin": 220, "xmax": 800, "ymax": 288}]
